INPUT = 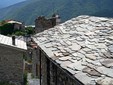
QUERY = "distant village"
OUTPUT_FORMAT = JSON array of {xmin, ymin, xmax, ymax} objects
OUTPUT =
[
  {"xmin": 0, "ymin": 14, "xmax": 113, "ymax": 85},
  {"xmin": 0, "ymin": 14, "xmax": 61, "ymax": 85}
]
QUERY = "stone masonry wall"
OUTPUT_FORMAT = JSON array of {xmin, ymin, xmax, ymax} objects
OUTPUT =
[
  {"xmin": 56, "ymin": 67, "xmax": 79, "ymax": 85},
  {"xmin": 35, "ymin": 16, "xmax": 52, "ymax": 33},
  {"xmin": 0, "ymin": 45, "xmax": 24, "ymax": 85},
  {"xmin": 32, "ymin": 48, "xmax": 40, "ymax": 78},
  {"xmin": 41, "ymin": 51, "xmax": 48, "ymax": 85},
  {"xmin": 50, "ymin": 62, "xmax": 79, "ymax": 85},
  {"xmin": 40, "ymin": 50, "xmax": 82, "ymax": 85}
]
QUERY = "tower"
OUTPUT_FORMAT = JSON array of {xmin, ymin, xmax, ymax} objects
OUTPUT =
[{"xmin": 51, "ymin": 13, "xmax": 61, "ymax": 26}]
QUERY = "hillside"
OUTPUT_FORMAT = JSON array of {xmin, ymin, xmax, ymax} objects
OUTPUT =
[
  {"xmin": 0, "ymin": 0, "xmax": 26, "ymax": 8},
  {"xmin": 0, "ymin": 0, "xmax": 113, "ymax": 25}
]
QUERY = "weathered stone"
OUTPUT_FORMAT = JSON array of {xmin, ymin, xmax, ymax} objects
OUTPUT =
[
  {"xmin": 33, "ymin": 15, "xmax": 113, "ymax": 85},
  {"xmin": 96, "ymin": 44, "xmax": 106, "ymax": 49},
  {"xmin": 0, "ymin": 45, "xmax": 24, "ymax": 85},
  {"xmin": 108, "ymin": 36, "xmax": 113, "ymax": 39},
  {"xmin": 69, "ymin": 58, "xmax": 78, "ymax": 63},
  {"xmin": 76, "ymin": 41, "xmax": 86, "ymax": 47},
  {"xmin": 96, "ymin": 77, "xmax": 113, "ymax": 85},
  {"xmin": 69, "ymin": 43, "xmax": 81, "ymax": 51},
  {"xmin": 76, "ymin": 26, "xmax": 88, "ymax": 32},
  {"xmin": 53, "ymin": 52, "xmax": 63, "ymax": 57},
  {"xmin": 67, "ymin": 61, "xmax": 85, "ymax": 71},
  {"xmin": 108, "ymin": 45, "xmax": 113, "ymax": 52},
  {"xmin": 100, "ymin": 59, "xmax": 113, "ymax": 68},
  {"xmin": 35, "ymin": 15, "xmax": 59, "ymax": 33},
  {"xmin": 96, "ymin": 66, "xmax": 113, "ymax": 78},
  {"xmin": 77, "ymin": 53, "xmax": 86, "ymax": 59},
  {"xmin": 86, "ymin": 45, "xmax": 97, "ymax": 50},
  {"xmin": 76, "ymin": 57, "xmax": 82, "ymax": 61},
  {"xmin": 82, "ymin": 47, "xmax": 91, "ymax": 52},
  {"xmin": 64, "ymin": 40, "xmax": 72, "ymax": 46},
  {"xmin": 55, "ymin": 59, "xmax": 63, "ymax": 64},
  {"xmin": 59, "ymin": 56, "xmax": 71, "ymax": 61},
  {"xmin": 105, "ymin": 39, "xmax": 113, "ymax": 45},
  {"xmin": 65, "ymin": 67, "xmax": 76, "ymax": 75},
  {"xmin": 89, "ymin": 17, "xmax": 101, "ymax": 22},
  {"xmin": 85, "ymin": 32, "xmax": 95, "ymax": 36},
  {"xmin": 60, "ymin": 61, "xmax": 72, "ymax": 67},
  {"xmin": 72, "ymin": 53, "xmax": 77, "ymax": 57},
  {"xmin": 89, "ymin": 60, "xmax": 102, "ymax": 66},
  {"xmin": 75, "ymin": 72, "xmax": 93, "ymax": 85},
  {"xmin": 62, "ymin": 52, "xmax": 70, "ymax": 56},
  {"xmin": 82, "ymin": 67, "xmax": 101, "ymax": 77},
  {"xmin": 103, "ymin": 52, "xmax": 112, "ymax": 58},
  {"xmin": 85, "ymin": 54, "xmax": 97, "ymax": 60},
  {"xmin": 99, "ymin": 17, "xmax": 109, "ymax": 21},
  {"xmin": 76, "ymin": 37, "xmax": 85, "ymax": 41},
  {"xmin": 45, "ymin": 43, "xmax": 53, "ymax": 48}
]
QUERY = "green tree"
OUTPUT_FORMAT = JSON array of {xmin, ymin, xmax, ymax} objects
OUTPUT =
[
  {"xmin": 0, "ymin": 23, "xmax": 14, "ymax": 35},
  {"xmin": 14, "ymin": 31, "xmax": 25, "ymax": 36},
  {"xmin": 0, "ymin": 20, "xmax": 7, "ymax": 25},
  {"xmin": 25, "ymin": 27, "xmax": 34, "ymax": 35}
]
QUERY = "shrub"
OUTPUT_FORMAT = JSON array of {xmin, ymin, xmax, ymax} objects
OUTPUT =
[
  {"xmin": 23, "ymin": 72, "xmax": 28, "ymax": 85},
  {"xmin": 0, "ymin": 23, "xmax": 14, "ymax": 35}
]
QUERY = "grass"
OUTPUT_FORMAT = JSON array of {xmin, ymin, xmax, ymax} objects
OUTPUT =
[{"xmin": 23, "ymin": 71, "xmax": 28, "ymax": 85}]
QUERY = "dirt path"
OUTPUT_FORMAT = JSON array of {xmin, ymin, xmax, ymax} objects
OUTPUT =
[{"xmin": 27, "ymin": 73, "xmax": 40, "ymax": 85}]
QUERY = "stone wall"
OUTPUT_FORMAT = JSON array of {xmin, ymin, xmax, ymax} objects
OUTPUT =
[
  {"xmin": 49, "ymin": 61, "xmax": 82, "ymax": 85},
  {"xmin": 41, "ymin": 50, "xmax": 48, "ymax": 85},
  {"xmin": 0, "ymin": 45, "xmax": 24, "ymax": 85},
  {"xmin": 35, "ymin": 16, "xmax": 52, "ymax": 33},
  {"xmin": 32, "ymin": 48, "xmax": 40, "ymax": 78},
  {"xmin": 40, "ymin": 50, "xmax": 83, "ymax": 85},
  {"xmin": 35, "ymin": 14, "xmax": 61, "ymax": 33}
]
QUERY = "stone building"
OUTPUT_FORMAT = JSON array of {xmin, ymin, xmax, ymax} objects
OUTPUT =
[
  {"xmin": 33, "ymin": 15, "xmax": 113, "ymax": 85},
  {"xmin": 35, "ymin": 14, "xmax": 61, "ymax": 33},
  {"xmin": 32, "ymin": 44, "xmax": 39, "ymax": 78},
  {"xmin": 26, "ymin": 39, "xmax": 39, "ymax": 77},
  {"xmin": 7, "ymin": 20, "xmax": 25, "ymax": 30},
  {"xmin": 0, "ymin": 34, "xmax": 27, "ymax": 85}
]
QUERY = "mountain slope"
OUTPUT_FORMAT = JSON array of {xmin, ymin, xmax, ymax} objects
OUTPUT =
[
  {"xmin": 0, "ymin": 0, "xmax": 113, "ymax": 25},
  {"xmin": 0, "ymin": 0, "xmax": 26, "ymax": 8}
]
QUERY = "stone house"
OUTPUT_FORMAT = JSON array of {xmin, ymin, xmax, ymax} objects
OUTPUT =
[
  {"xmin": 35, "ymin": 14, "xmax": 61, "ymax": 33},
  {"xmin": 33, "ymin": 15, "xmax": 113, "ymax": 85},
  {"xmin": 0, "ymin": 34, "xmax": 27, "ymax": 85},
  {"xmin": 26, "ymin": 39, "xmax": 39, "ymax": 78},
  {"xmin": 7, "ymin": 20, "xmax": 25, "ymax": 30}
]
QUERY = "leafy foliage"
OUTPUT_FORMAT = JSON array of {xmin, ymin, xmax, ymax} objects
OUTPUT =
[
  {"xmin": 0, "ymin": 22, "xmax": 34, "ymax": 36},
  {"xmin": 14, "ymin": 31, "xmax": 25, "ymax": 36},
  {"xmin": 0, "ymin": 23, "xmax": 14, "ymax": 35},
  {"xmin": 23, "ymin": 72, "xmax": 28, "ymax": 85},
  {"xmin": 25, "ymin": 27, "xmax": 34, "ymax": 35},
  {"xmin": 0, "ymin": 20, "xmax": 7, "ymax": 25}
]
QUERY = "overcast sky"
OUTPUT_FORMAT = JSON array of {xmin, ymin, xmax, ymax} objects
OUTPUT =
[{"xmin": 0, "ymin": 0, "xmax": 26, "ymax": 8}]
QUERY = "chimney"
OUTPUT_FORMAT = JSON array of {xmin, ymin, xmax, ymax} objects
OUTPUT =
[
  {"xmin": 12, "ymin": 35, "xmax": 15, "ymax": 45},
  {"xmin": 56, "ymin": 14, "xmax": 61, "ymax": 25}
]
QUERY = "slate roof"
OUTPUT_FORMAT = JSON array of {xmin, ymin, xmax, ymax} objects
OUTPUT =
[
  {"xmin": 0, "ymin": 34, "xmax": 27, "ymax": 51},
  {"xmin": 33, "ymin": 15, "xmax": 113, "ymax": 85}
]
